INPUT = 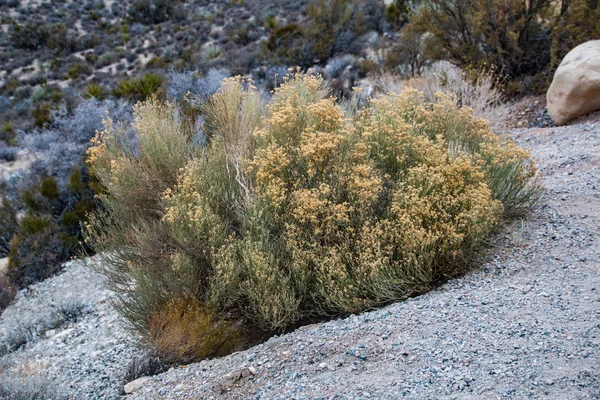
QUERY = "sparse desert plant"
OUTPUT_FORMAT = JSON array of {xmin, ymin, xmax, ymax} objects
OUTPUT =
[
  {"xmin": 113, "ymin": 73, "xmax": 165, "ymax": 101},
  {"xmin": 82, "ymin": 83, "xmax": 109, "ymax": 100},
  {"xmin": 8, "ymin": 23, "xmax": 49, "ymax": 50},
  {"xmin": 86, "ymin": 73, "xmax": 537, "ymax": 362},
  {"xmin": 202, "ymin": 44, "xmax": 222, "ymax": 61},
  {"xmin": 0, "ymin": 196, "xmax": 17, "ymax": 257}
]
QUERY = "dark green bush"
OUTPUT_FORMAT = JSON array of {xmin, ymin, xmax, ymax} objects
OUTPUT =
[
  {"xmin": 83, "ymin": 83, "xmax": 109, "ymax": 100},
  {"xmin": 113, "ymin": 73, "xmax": 165, "ymax": 101},
  {"xmin": 128, "ymin": 0, "xmax": 179, "ymax": 24},
  {"xmin": 7, "ymin": 170, "xmax": 94, "ymax": 289},
  {"xmin": 9, "ymin": 23, "xmax": 49, "ymax": 50}
]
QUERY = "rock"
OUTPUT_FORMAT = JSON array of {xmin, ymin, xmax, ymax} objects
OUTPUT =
[
  {"xmin": 248, "ymin": 366, "xmax": 257, "ymax": 375},
  {"xmin": 547, "ymin": 40, "xmax": 600, "ymax": 125},
  {"xmin": 124, "ymin": 377, "xmax": 151, "ymax": 395}
]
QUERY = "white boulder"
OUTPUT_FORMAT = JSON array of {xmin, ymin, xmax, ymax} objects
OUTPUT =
[{"xmin": 547, "ymin": 40, "xmax": 600, "ymax": 125}]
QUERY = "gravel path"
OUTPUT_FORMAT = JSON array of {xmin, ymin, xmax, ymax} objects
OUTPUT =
[
  {"xmin": 0, "ymin": 117, "xmax": 598, "ymax": 399},
  {"xmin": 127, "ymin": 119, "xmax": 600, "ymax": 399}
]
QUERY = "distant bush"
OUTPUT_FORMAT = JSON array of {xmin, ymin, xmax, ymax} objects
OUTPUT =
[
  {"xmin": 265, "ymin": 0, "xmax": 384, "ymax": 67},
  {"xmin": 82, "ymin": 83, "xmax": 109, "ymax": 100},
  {"xmin": 128, "ymin": 0, "xmax": 179, "ymax": 25},
  {"xmin": 0, "ymin": 197, "xmax": 17, "ymax": 257},
  {"xmin": 166, "ymin": 69, "xmax": 230, "ymax": 102},
  {"xmin": 7, "ymin": 171, "xmax": 94, "ymax": 288},
  {"xmin": 8, "ymin": 23, "xmax": 49, "ymax": 50},
  {"xmin": 113, "ymin": 73, "xmax": 165, "ymax": 102},
  {"xmin": 87, "ymin": 73, "xmax": 538, "ymax": 361}
]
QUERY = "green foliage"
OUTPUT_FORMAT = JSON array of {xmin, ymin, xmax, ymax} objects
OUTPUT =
[
  {"xmin": 83, "ymin": 83, "xmax": 109, "ymax": 100},
  {"xmin": 7, "ymin": 169, "xmax": 95, "ymax": 289},
  {"xmin": 67, "ymin": 63, "xmax": 91, "ymax": 80},
  {"xmin": 32, "ymin": 102, "xmax": 52, "ymax": 128},
  {"xmin": 0, "ymin": 123, "xmax": 18, "ymax": 147},
  {"xmin": 113, "ymin": 73, "xmax": 165, "ymax": 102},
  {"xmin": 86, "ymin": 73, "xmax": 538, "ymax": 360},
  {"xmin": 39, "ymin": 176, "xmax": 60, "ymax": 200}
]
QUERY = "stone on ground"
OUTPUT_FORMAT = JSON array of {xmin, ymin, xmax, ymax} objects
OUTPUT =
[{"xmin": 547, "ymin": 40, "xmax": 600, "ymax": 125}]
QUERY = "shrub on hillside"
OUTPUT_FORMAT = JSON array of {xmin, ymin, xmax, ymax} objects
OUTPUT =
[
  {"xmin": 86, "ymin": 73, "xmax": 537, "ymax": 362},
  {"xmin": 407, "ymin": 0, "xmax": 600, "ymax": 94},
  {"xmin": 128, "ymin": 0, "xmax": 179, "ymax": 25},
  {"xmin": 7, "ymin": 172, "xmax": 94, "ymax": 288},
  {"xmin": 113, "ymin": 73, "xmax": 165, "ymax": 102},
  {"xmin": 265, "ymin": 0, "xmax": 384, "ymax": 67}
]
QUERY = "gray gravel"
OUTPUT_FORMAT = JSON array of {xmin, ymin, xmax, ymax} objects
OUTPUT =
[
  {"xmin": 0, "ymin": 117, "xmax": 598, "ymax": 400},
  {"xmin": 0, "ymin": 257, "xmax": 142, "ymax": 399}
]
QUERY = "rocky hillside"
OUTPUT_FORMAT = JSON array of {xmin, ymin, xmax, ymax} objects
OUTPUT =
[{"xmin": 0, "ymin": 112, "xmax": 598, "ymax": 399}]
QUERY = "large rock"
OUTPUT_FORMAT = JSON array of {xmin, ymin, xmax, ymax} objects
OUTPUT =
[{"xmin": 547, "ymin": 40, "xmax": 600, "ymax": 126}]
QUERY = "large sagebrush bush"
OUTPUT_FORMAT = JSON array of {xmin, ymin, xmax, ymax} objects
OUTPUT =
[{"xmin": 86, "ymin": 73, "xmax": 537, "ymax": 363}]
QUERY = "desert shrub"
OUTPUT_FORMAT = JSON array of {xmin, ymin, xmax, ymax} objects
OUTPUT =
[
  {"xmin": 7, "ymin": 171, "xmax": 94, "ymax": 288},
  {"xmin": 86, "ymin": 73, "xmax": 537, "ymax": 360},
  {"xmin": 0, "ymin": 197, "xmax": 17, "ymax": 257},
  {"xmin": 67, "ymin": 63, "xmax": 92, "ymax": 80},
  {"xmin": 113, "ymin": 73, "xmax": 165, "ymax": 101},
  {"xmin": 128, "ymin": 0, "xmax": 179, "ymax": 24},
  {"xmin": 8, "ymin": 23, "xmax": 49, "ymax": 50},
  {"xmin": 265, "ymin": 0, "xmax": 385, "ymax": 67},
  {"xmin": 31, "ymin": 103, "xmax": 53, "ymax": 128},
  {"xmin": 550, "ymin": 0, "xmax": 600, "ymax": 68},
  {"xmin": 0, "ymin": 122, "xmax": 18, "ymax": 146},
  {"xmin": 83, "ymin": 83, "xmax": 109, "ymax": 100}
]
